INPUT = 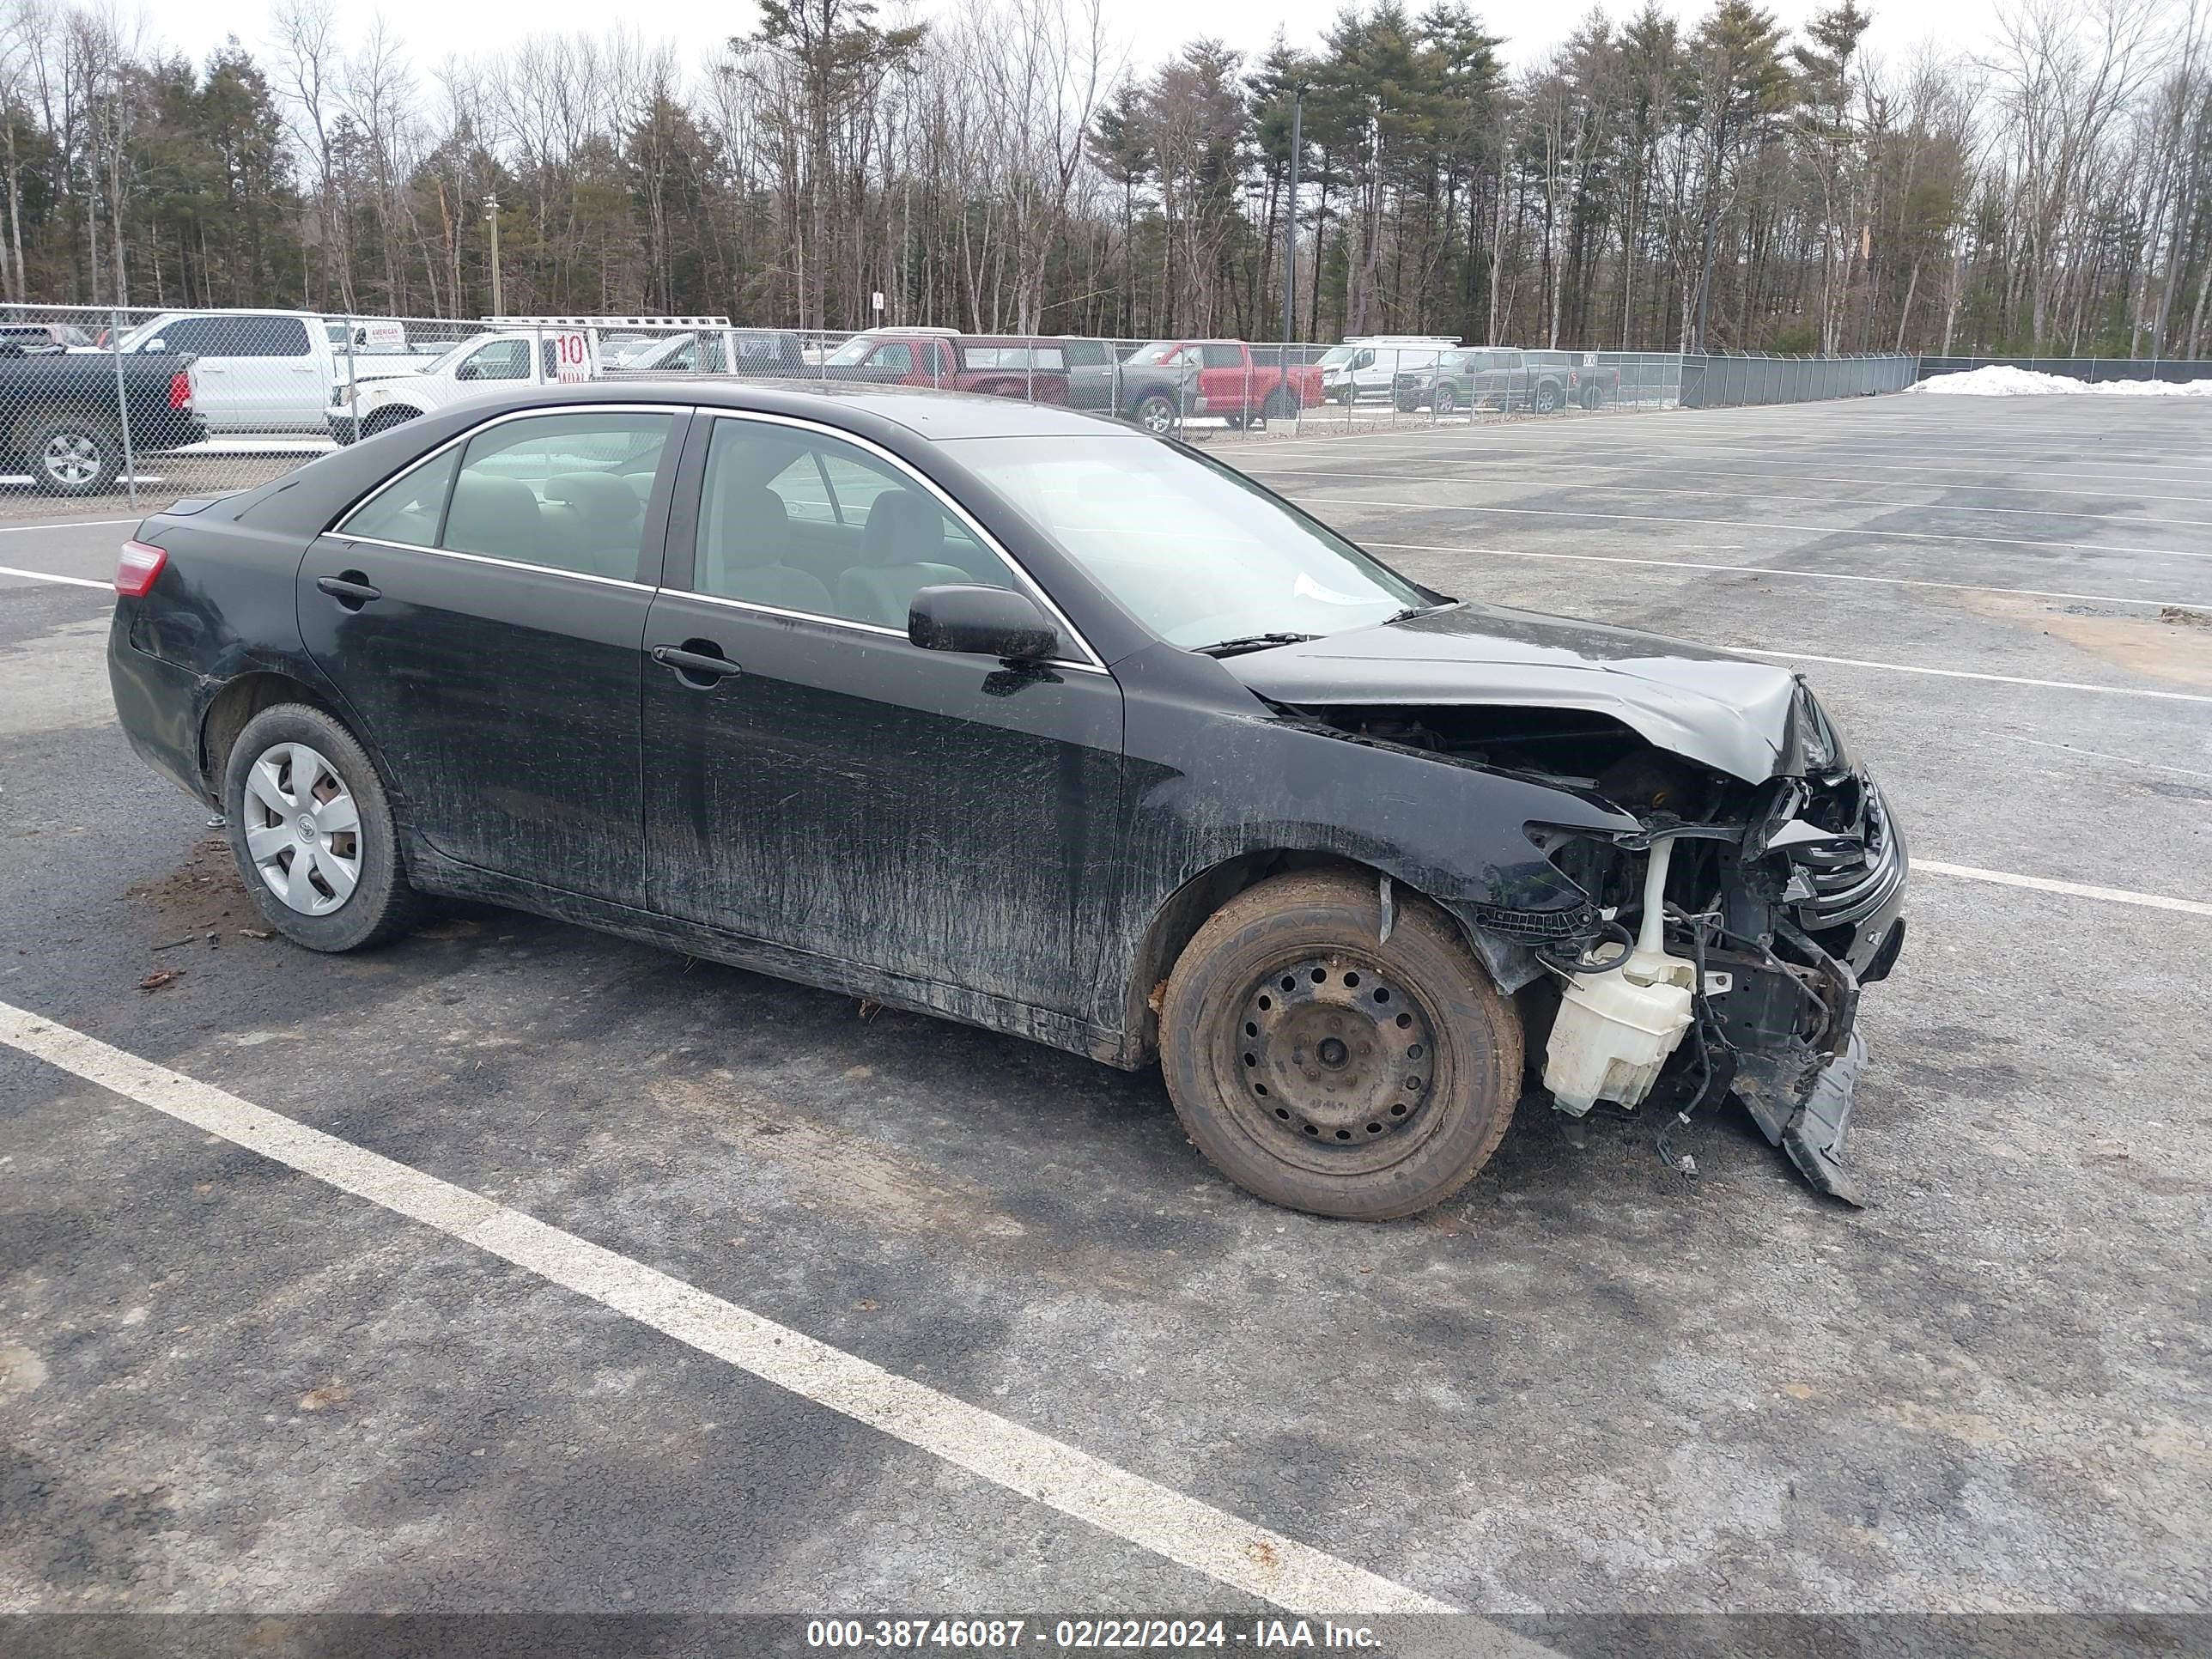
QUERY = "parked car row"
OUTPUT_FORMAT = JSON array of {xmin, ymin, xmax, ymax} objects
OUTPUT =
[
  {"xmin": 1391, "ymin": 347, "xmax": 1620, "ymax": 415},
  {"xmin": 0, "ymin": 304, "xmax": 1627, "ymax": 495}
]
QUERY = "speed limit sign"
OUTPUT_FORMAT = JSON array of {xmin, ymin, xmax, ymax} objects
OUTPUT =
[{"xmin": 552, "ymin": 329, "xmax": 592, "ymax": 383}]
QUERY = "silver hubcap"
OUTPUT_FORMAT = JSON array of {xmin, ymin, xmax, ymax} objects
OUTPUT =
[
  {"xmin": 1141, "ymin": 402, "xmax": 1172, "ymax": 433},
  {"xmin": 42, "ymin": 432, "xmax": 99, "ymax": 485},
  {"xmin": 241, "ymin": 741, "xmax": 362, "ymax": 915}
]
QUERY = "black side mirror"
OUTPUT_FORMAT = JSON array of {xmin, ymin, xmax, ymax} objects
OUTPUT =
[{"xmin": 908, "ymin": 585, "xmax": 1058, "ymax": 662}]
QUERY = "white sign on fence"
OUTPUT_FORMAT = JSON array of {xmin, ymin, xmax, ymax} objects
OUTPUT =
[{"xmin": 551, "ymin": 329, "xmax": 592, "ymax": 383}]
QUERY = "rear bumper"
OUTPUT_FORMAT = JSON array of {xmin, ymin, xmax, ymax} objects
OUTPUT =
[{"xmin": 107, "ymin": 609, "xmax": 210, "ymax": 805}]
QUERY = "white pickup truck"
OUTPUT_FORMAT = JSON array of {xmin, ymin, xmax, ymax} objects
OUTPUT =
[
  {"xmin": 113, "ymin": 309, "xmax": 442, "ymax": 435},
  {"xmin": 327, "ymin": 316, "xmax": 809, "ymax": 442}
]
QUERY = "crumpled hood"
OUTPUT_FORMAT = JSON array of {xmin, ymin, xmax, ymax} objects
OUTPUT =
[{"xmin": 1223, "ymin": 602, "xmax": 1825, "ymax": 783}]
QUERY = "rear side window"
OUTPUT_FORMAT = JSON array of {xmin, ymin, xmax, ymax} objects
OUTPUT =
[
  {"xmin": 231, "ymin": 316, "xmax": 312, "ymax": 356},
  {"xmin": 439, "ymin": 412, "xmax": 675, "ymax": 580},
  {"xmin": 341, "ymin": 448, "xmax": 461, "ymax": 547}
]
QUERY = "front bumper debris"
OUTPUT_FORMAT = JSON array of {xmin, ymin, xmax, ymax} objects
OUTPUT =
[{"xmin": 1778, "ymin": 1031, "xmax": 1866, "ymax": 1206}]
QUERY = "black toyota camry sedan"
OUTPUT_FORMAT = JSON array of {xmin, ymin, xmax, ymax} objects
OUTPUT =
[{"xmin": 107, "ymin": 382, "xmax": 1906, "ymax": 1219}]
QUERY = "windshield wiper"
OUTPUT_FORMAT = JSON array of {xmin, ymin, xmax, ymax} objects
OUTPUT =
[
  {"xmin": 1382, "ymin": 602, "xmax": 1451, "ymax": 624},
  {"xmin": 1192, "ymin": 632, "xmax": 1321, "ymax": 658}
]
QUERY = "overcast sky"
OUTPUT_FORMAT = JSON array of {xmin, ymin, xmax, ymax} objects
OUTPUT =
[{"xmin": 138, "ymin": 0, "xmax": 2005, "ymax": 83}]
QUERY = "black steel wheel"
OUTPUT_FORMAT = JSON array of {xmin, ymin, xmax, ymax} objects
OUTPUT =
[{"xmin": 1159, "ymin": 870, "xmax": 1522, "ymax": 1220}]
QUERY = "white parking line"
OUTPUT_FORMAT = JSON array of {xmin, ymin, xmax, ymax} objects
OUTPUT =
[
  {"xmin": 1253, "ymin": 428, "xmax": 2212, "ymax": 485},
  {"xmin": 1363, "ymin": 540, "xmax": 2211, "ymax": 612},
  {"xmin": 1729, "ymin": 647, "xmax": 2212, "ymax": 704},
  {"xmin": 1305, "ymin": 496, "xmax": 2212, "ymax": 563},
  {"xmin": 0, "ymin": 1000, "xmax": 1465, "ymax": 1621},
  {"xmin": 1243, "ymin": 465, "xmax": 2212, "ymax": 522},
  {"xmin": 0, "ymin": 517, "xmax": 137, "ymax": 534},
  {"xmin": 1917, "ymin": 862, "xmax": 2212, "ymax": 918},
  {"xmin": 0, "ymin": 563, "xmax": 109, "ymax": 591}
]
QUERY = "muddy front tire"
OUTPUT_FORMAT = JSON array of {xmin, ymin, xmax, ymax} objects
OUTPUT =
[
  {"xmin": 1159, "ymin": 871, "xmax": 1522, "ymax": 1221},
  {"xmin": 222, "ymin": 702, "xmax": 424, "ymax": 953}
]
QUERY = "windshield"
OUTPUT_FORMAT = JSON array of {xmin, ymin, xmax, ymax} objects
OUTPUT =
[
  {"xmin": 1316, "ymin": 345, "xmax": 1358, "ymax": 368},
  {"xmin": 948, "ymin": 434, "xmax": 1430, "ymax": 652},
  {"xmin": 826, "ymin": 337, "xmax": 877, "ymax": 366},
  {"xmin": 1126, "ymin": 343, "xmax": 1183, "ymax": 367}
]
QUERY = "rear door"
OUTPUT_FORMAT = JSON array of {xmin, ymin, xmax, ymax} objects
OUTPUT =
[
  {"xmin": 1195, "ymin": 343, "xmax": 1248, "ymax": 412},
  {"xmin": 1060, "ymin": 338, "xmax": 1113, "ymax": 410},
  {"xmin": 638, "ymin": 411, "xmax": 1125, "ymax": 1016},
  {"xmin": 300, "ymin": 405, "xmax": 683, "ymax": 905}
]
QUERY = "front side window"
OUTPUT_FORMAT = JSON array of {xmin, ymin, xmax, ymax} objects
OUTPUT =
[
  {"xmin": 694, "ymin": 418, "xmax": 1012, "ymax": 629},
  {"xmin": 948, "ymin": 433, "xmax": 1427, "ymax": 652},
  {"xmin": 146, "ymin": 317, "xmax": 216, "ymax": 354},
  {"xmin": 871, "ymin": 343, "xmax": 915, "ymax": 374},
  {"xmin": 1127, "ymin": 343, "xmax": 1184, "ymax": 367},
  {"xmin": 441, "ymin": 412, "xmax": 673, "ymax": 579},
  {"xmin": 459, "ymin": 340, "xmax": 532, "ymax": 381},
  {"xmin": 1200, "ymin": 344, "xmax": 1243, "ymax": 368},
  {"xmin": 1061, "ymin": 341, "xmax": 1105, "ymax": 368}
]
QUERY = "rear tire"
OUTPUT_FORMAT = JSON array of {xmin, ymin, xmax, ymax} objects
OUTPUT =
[
  {"xmin": 25, "ymin": 417, "xmax": 122, "ymax": 496},
  {"xmin": 1132, "ymin": 392, "xmax": 1178, "ymax": 435},
  {"xmin": 1581, "ymin": 384, "xmax": 1604, "ymax": 410},
  {"xmin": 1158, "ymin": 871, "xmax": 1522, "ymax": 1221},
  {"xmin": 222, "ymin": 703, "xmax": 424, "ymax": 953}
]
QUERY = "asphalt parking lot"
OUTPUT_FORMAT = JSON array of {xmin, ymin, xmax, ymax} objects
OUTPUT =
[{"xmin": 3, "ymin": 392, "xmax": 2208, "ymax": 1644}]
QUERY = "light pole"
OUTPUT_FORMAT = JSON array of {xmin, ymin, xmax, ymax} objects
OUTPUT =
[
  {"xmin": 1281, "ymin": 83, "xmax": 1305, "ymax": 345},
  {"xmin": 484, "ymin": 194, "xmax": 502, "ymax": 314}
]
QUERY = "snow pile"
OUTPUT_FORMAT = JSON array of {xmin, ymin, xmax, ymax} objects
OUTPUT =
[{"xmin": 1914, "ymin": 364, "xmax": 2212, "ymax": 396}]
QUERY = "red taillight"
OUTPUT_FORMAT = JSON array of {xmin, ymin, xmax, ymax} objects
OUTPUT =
[
  {"xmin": 168, "ymin": 370, "xmax": 191, "ymax": 410},
  {"xmin": 114, "ymin": 540, "xmax": 166, "ymax": 597}
]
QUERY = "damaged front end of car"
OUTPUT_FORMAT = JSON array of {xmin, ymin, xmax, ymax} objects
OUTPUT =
[{"xmin": 1276, "ymin": 680, "xmax": 1908, "ymax": 1204}]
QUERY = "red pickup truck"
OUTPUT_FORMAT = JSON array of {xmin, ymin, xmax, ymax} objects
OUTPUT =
[
  {"xmin": 1116, "ymin": 340, "xmax": 1324, "ymax": 433},
  {"xmin": 821, "ymin": 331, "xmax": 1073, "ymax": 403}
]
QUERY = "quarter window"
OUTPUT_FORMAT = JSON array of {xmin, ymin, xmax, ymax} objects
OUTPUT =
[
  {"xmin": 440, "ymin": 412, "xmax": 674, "ymax": 580},
  {"xmin": 694, "ymin": 418, "xmax": 1012, "ymax": 629},
  {"xmin": 340, "ymin": 449, "xmax": 459, "ymax": 548}
]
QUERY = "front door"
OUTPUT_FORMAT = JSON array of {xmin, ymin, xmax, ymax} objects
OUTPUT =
[
  {"xmin": 300, "ymin": 406, "xmax": 682, "ymax": 906},
  {"xmin": 640, "ymin": 412, "xmax": 1124, "ymax": 1018}
]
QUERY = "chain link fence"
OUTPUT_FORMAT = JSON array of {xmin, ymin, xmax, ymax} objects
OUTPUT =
[
  {"xmin": 0, "ymin": 302, "xmax": 1917, "ymax": 520},
  {"xmin": 1916, "ymin": 355, "xmax": 2212, "ymax": 384}
]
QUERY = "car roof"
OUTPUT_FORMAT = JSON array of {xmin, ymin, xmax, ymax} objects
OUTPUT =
[{"xmin": 444, "ymin": 378, "xmax": 1122, "ymax": 439}]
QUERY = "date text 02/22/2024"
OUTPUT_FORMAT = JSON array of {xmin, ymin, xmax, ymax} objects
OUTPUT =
[{"xmin": 804, "ymin": 1617, "xmax": 1387, "ymax": 1650}]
